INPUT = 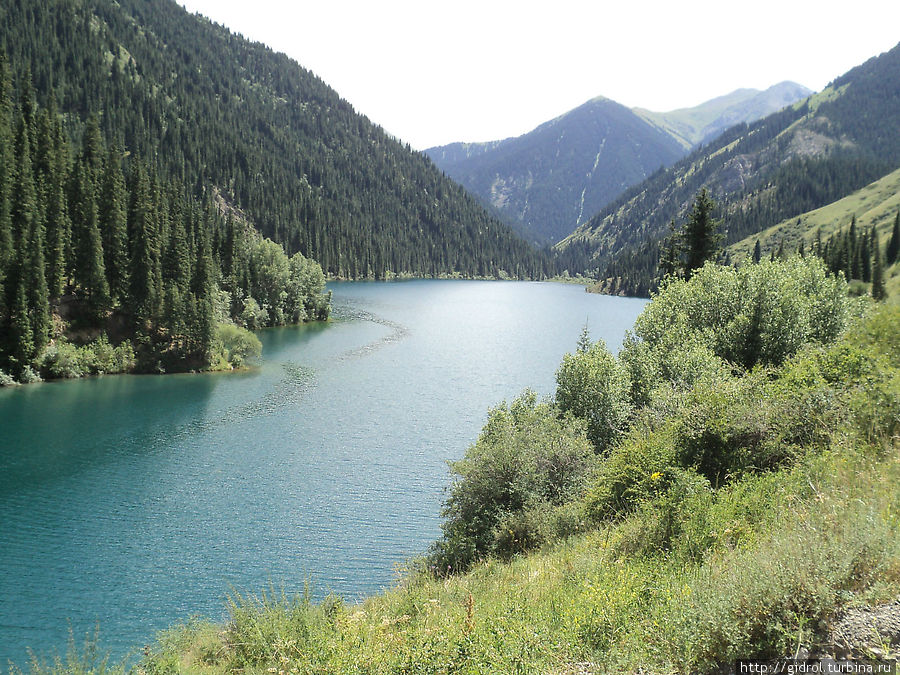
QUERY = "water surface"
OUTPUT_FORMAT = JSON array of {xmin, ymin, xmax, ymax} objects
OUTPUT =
[{"xmin": 0, "ymin": 280, "xmax": 646, "ymax": 665}]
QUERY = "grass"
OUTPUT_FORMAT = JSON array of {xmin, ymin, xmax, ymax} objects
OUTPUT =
[{"xmin": 130, "ymin": 444, "xmax": 898, "ymax": 675}]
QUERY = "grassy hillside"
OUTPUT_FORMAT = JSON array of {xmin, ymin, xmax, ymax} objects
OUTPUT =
[
  {"xmin": 729, "ymin": 166, "xmax": 900, "ymax": 256},
  {"xmin": 728, "ymin": 168, "xmax": 900, "ymax": 299},
  {"xmin": 19, "ymin": 260, "xmax": 900, "ymax": 674},
  {"xmin": 139, "ymin": 447, "xmax": 898, "ymax": 674}
]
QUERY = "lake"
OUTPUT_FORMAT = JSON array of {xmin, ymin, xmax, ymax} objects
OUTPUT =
[{"xmin": 0, "ymin": 280, "xmax": 646, "ymax": 665}]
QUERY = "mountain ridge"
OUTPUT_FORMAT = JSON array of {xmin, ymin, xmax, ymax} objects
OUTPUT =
[
  {"xmin": 426, "ymin": 84, "xmax": 811, "ymax": 246},
  {"xmin": 634, "ymin": 81, "xmax": 813, "ymax": 149},
  {"xmin": 426, "ymin": 97, "xmax": 686, "ymax": 245}
]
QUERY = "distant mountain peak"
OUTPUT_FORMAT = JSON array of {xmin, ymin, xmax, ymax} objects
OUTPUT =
[{"xmin": 634, "ymin": 82, "xmax": 813, "ymax": 149}]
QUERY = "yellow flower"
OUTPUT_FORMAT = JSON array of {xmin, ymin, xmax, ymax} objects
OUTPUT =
[{"xmin": 650, "ymin": 471, "xmax": 662, "ymax": 482}]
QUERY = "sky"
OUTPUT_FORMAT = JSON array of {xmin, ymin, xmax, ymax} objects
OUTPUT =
[{"xmin": 177, "ymin": 0, "xmax": 900, "ymax": 150}]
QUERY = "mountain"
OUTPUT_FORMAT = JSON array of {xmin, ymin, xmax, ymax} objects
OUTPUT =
[
  {"xmin": 634, "ymin": 81, "xmax": 813, "ymax": 149},
  {"xmin": 426, "ymin": 98, "xmax": 686, "ymax": 245},
  {"xmin": 426, "ymin": 85, "xmax": 810, "ymax": 246},
  {"xmin": 560, "ymin": 42, "xmax": 900, "ymax": 295},
  {"xmin": 0, "ymin": 0, "xmax": 548, "ymax": 280}
]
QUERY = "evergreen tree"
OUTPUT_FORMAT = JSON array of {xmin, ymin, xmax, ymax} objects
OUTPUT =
[
  {"xmin": 37, "ymin": 95, "xmax": 69, "ymax": 299},
  {"xmin": 189, "ymin": 207, "xmax": 215, "ymax": 359},
  {"xmin": 79, "ymin": 114, "xmax": 105, "ymax": 190},
  {"xmin": 99, "ymin": 145, "xmax": 129, "ymax": 303},
  {"xmin": 657, "ymin": 230, "xmax": 680, "ymax": 279},
  {"xmin": 887, "ymin": 210, "xmax": 900, "ymax": 265},
  {"xmin": 752, "ymin": 239, "xmax": 762, "ymax": 264},
  {"xmin": 8, "ymin": 279, "xmax": 33, "ymax": 377},
  {"xmin": 10, "ymin": 115, "xmax": 36, "ymax": 259},
  {"xmin": 127, "ymin": 162, "xmax": 159, "ymax": 327},
  {"xmin": 0, "ymin": 52, "xmax": 12, "ymax": 274},
  {"xmin": 72, "ymin": 160, "xmax": 110, "ymax": 316},
  {"xmin": 860, "ymin": 228, "xmax": 871, "ymax": 282},
  {"xmin": 849, "ymin": 216, "xmax": 860, "ymax": 280},
  {"xmin": 679, "ymin": 188, "xmax": 721, "ymax": 280},
  {"xmin": 872, "ymin": 238, "xmax": 887, "ymax": 301},
  {"xmin": 25, "ymin": 210, "xmax": 50, "ymax": 353}
]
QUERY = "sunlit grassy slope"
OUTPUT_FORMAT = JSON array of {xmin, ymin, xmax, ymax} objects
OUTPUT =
[{"xmin": 728, "ymin": 167, "xmax": 900, "ymax": 300}]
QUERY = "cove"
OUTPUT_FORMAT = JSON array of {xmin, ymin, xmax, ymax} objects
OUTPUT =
[{"xmin": 0, "ymin": 280, "xmax": 647, "ymax": 665}]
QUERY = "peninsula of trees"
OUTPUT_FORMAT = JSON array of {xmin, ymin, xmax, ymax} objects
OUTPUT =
[{"xmin": 0, "ymin": 62, "xmax": 330, "ymax": 384}]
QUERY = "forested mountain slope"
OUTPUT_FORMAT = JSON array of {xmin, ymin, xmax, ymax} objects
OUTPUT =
[
  {"xmin": 560, "ymin": 42, "xmax": 900, "ymax": 295},
  {"xmin": 0, "ymin": 0, "xmax": 547, "ymax": 279}
]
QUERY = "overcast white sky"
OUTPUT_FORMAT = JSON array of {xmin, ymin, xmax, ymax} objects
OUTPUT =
[{"xmin": 177, "ymin": 0, "xmax": 900, "ymax": 150}]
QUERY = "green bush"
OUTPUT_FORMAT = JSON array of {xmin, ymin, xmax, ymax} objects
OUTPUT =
[
  {"xmin": 585, "ymin": 363, "xmax": 839, "ymax": 522},
  {"xmin": 555, "ymin": 339, "xmax": 632, "ymax": 452},
  {"xmin": 214, "ymin": 323, "xmax": 262, "ymax": 368},
  {"xmin": 39, "ymin": 336, "xmax": 135, "ymax": 379},
  {"xmin": 623, "ymin": 256, "xmax": 849, "ymax": 403},
  {"xmin": 429, "ymin": 391, "xmax": 595, "ymax": 573}
]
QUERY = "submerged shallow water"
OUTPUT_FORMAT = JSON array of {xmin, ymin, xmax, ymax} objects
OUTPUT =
[{"xmin": 0, "ymin": 280, "xmax": 646, "ymax": 664}]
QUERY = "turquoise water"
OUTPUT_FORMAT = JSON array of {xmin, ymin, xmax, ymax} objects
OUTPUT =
[{"xmin": 0, "ymin": 280, "xmax": 646, "ymax": 665}]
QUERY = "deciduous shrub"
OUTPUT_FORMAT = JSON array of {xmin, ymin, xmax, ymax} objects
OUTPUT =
[
  {"xmin": 555, "ymin": 339, "xmax": 632, "ymax": 453},
  {"xmin": 623, "ymin": 256, "xmax": 849, "ymax": 403},
  {"xmin": 214, "ymin": 323, "xmax": 262, "ymax": 368},
  {"xmin": 429, "ymin": 391, "xmax": 594, "ymax": 573}
]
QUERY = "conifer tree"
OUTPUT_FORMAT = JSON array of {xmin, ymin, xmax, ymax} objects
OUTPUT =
[
  {"xmin": 10, "ymin": 115, "xmax": 35, "ymax": 258},
  {"xmin": 887, "ymin": 211, "xmax": 900, "ymax": 265},
  {"xmin": 189, "ymin": 207, "xmax": 216, "ymax": 359},
  {"xmin": 128, "ymin": 162, "xmax": 159, "ymax": 327},
  {"xmin": 79, "ymin": 114, "xmax": 105, "ymax": 190},
  {"xmin": 849, "ymin": 216, "xmax": 860, "ymax": 280},
  {"xmin": 36, "ymin": 95, "xmax": 69, "ymax": 299},
  {"xmin": 0, "ymin": 54, "xmax": 13, "ymax": 328},
  {"xmin": 680, "ymin": 188, "xmax": 721, "ymax": 280},
  {"xmin": 99, "ymin": 145, "xmax": 129, "ymax": 303},
  {"xmin": 25, "ymin": 211, "xmax": 50, "ymax": 353},
  {"xmin": 872, "ymin": 238, "xmax": 887, "ymax": 301},
  {"xmin": 0, "ymin": 52, "xmax": 12, "ymax": 273},
  {"xmin": 752, "ymin": 239, "xmax": 761, "ymax": 264},
  {"xmin": 861, "ymin": 230, "xmax": 872, "ymax": 282},
  {"xmin": 72, "ymin": 161, "xmax": 110, "ymax": 317},
  {"xmin": 657, "ymin": 220, "xmax": 681, "ymax": 279},
  {"xmin": 8, "ymin": 280, "xmax": 33, "ymax": 377}
]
